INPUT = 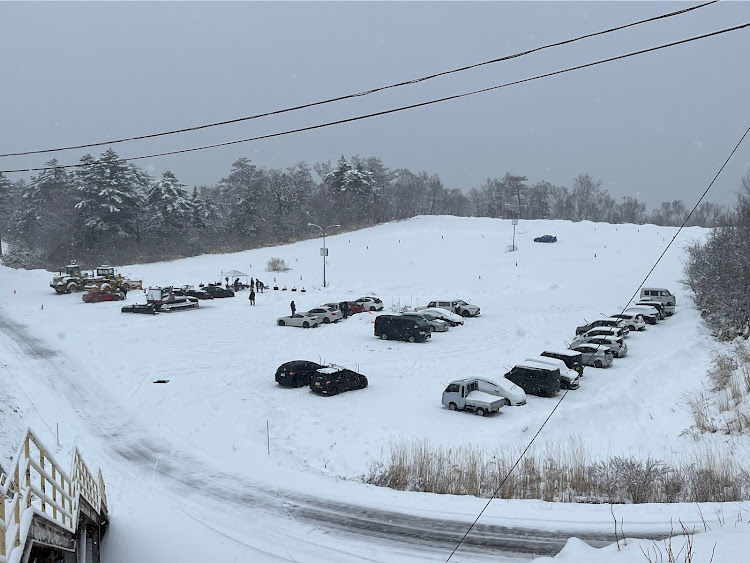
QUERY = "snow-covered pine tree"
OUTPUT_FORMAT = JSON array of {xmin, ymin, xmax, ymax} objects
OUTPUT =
[
  {"xmin": 74, "ymin": 148, "xmax": 144, "ymax": 261},
  {"xmin": 218, "ymin": 158, "xmax": 267, "ymax": 245},
  {"xmin": 11, "ymin": 160, "xmax": 76, "ymax": 264}
]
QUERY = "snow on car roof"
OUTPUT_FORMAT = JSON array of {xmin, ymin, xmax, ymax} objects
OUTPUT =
[
  {"xmin": 543, "ymin": 349, "xmax": 580, "ymax": 357},
  {"xmin": 574, "ymin": 343, "xmax": 606, "ymax": 351},
  {"xmin": 516, "ymin": 361, "xmax": 558, "ymax": 372},
  {"xmin": 317, "ymin": 364, "xmax": 346, "ymax": 374}
]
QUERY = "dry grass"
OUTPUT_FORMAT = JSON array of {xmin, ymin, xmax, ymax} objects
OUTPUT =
[
  {"xmin": 363, "ymin": 437, "xmax": 750, "ymax": 503},
  {"xmin": 685, "ymin": 341, "xmax": 750, "ymax": 436}
]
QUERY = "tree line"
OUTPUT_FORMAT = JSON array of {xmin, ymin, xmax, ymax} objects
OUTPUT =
[
  {"xmin": 0, "ymin": 149, "xmax": 731, "ymax": 270},
  {"xmin": 683, "ymin": 171, "xmax": 750, "ymax": 340}
]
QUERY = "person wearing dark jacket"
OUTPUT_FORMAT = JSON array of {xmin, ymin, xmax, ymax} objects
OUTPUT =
[
  {"xmin": 249, "ymin": 290, "xmax": 256, "ymax": 305},
  {"xmin": 290, "ymin": 300, "xmax": 296, "ymax": 315}
]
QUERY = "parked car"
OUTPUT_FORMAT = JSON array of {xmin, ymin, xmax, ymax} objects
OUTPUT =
[
  {"xmin": 504, "ymin": 362, "xmax": 561, "ymax": 397},
  {"xmin": 571, "ymin": 334, "xmax": 627, "ymax": 358},
  {"xmin": 321, "ymin": 302, "xmax": 355, "ymax": 318},
  {"xmin": 533, "ymin": 235, "xmax": 557, "ymax": 243},
  {"xmin": 576, "ymin": 326, "xmax": 627, "ymax": 341},
  {"xmin": 374, "ymin": 314, "xmax": 431, "ymax": 342},
  {"xmin": 82, "ymin": 290, "xmax": 124, "ymax": 303},
  {"xmin": 174, "ymin": 285, "xmax": 214, "ymax": 300},
  {"xmin": 625, "ymin": 306, "xmax": 659, "ymax": 325},
  {"xmin": 442, "ymin": 379, "xmax": 505, "ymax": 416},
  {"xmin": 277, "ymin": 313, "xmax": 319, "ymax": 328},
  {"xmin": 416, "ymin": 307, "xmax": 464, "ymax": 326},
  {"xmin": 526, "ymin": 357, "xmax": 580, "ymax": 390},
  {"xmin": 609, "ymin": 312, "xmax": 646, "ymax": 332},
  {"xmin": 635, "ymin": 300, "xmax": 666, "ymax": 320},
  {"xmin": 475, "ymin": 377, "xmax": 527, "ymax": 406},
  {"xmin": 639, "ymin": 297, "xmax": 674, "ymax": 317},
  {"xmin": 355, "ymin": 296, "xmax": 384, "ymax": 311},
  {"xmin": 640, "ymin": 287, "xmax": 676, "ymax": 309},
  {"xmin": 343, "ymin": 300, "xmax": 366, "ymax": 314},
  {"xmin": 305, "ymin": 307, "xmax": 342, "ymax": 324},
  {"xmin": 275, "ymin": 360, "xmax": 324, "ymax": 388},
  {"xmin": 203, "ymin": 285, "xmax": 235, "ymax": 298},
  {"xmin": 569, "ymin": 343, "xmax": 614, "ymax": 368},
  {"xmin": 402, "ymin": 311, "xmax": 450, "ymax": 332},
  {"xmin": 541, "ymin": 349, "xmax": 585, "ymax": 377},
  {"xmin": 418, "ymin": 300, "xmax": 480, "ymax": 317},
  {"xmin": 576, "ymin": 318, "xmax": 630, "ymax": 336},
  {"xmin": 310, "ymin": 365, "xmax": 368, "ymax": 395}
]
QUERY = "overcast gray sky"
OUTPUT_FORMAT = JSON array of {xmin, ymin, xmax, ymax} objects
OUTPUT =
[{"xmin": 1, "ymin": 1, "xmax": 749, "ymax": 208}]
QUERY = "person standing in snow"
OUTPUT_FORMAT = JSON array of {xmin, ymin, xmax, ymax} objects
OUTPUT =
[
  {"xmin": 290, "ymin": 300, "xmax": 296, "ymax": 315},
  {"xmin": 249, "ymin": 289, "xmax": 256, "ymax": 305}
]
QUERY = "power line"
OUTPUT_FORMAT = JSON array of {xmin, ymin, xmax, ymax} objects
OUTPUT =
[
  {"xmin": 0, "ymin": 1, "xmax": 720, "ymax": 159},
  {"xmin": 2, "ymin": 21, "xmax": 746, "ymax": 176},
  {"xmin": 445, "ymin": 390, "xmax": 570, "ymax": 562},
  {"xmin": 621, "ymin": 121, "xmax": 750, "ymax": 313},
  {"xmin": 444, "ymin": 119, "xmax": 750, "ymax": 563}
]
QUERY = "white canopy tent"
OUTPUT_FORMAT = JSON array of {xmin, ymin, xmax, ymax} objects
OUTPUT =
[{"xmin": 222, "ymin": 270, "xmax": 250, "ymax": 285}]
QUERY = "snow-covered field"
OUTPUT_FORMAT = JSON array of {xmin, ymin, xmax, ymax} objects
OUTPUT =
[{"xmin": 1, "ymin": 216, "xmax": 748, "ymax": 562}]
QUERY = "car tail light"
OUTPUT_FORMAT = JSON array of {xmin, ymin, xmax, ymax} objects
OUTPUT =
[{"xmin": 289, "ymin": 371, "xmax": 296, "ymax": 377}]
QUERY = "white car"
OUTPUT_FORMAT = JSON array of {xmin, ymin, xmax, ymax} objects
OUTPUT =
[
  {"xmin": 277, "ymin": 313, "xmax": 319, "ymax": 328},
  {"xmin": 417, "ymin": 307, "xmax": 464, "ymax": 326},
  {"xmin": 475, "ymin": 377, "xmax": 527, "ymax": 406},
  {"xmin": 402, "ymin": 311, "xmax": 449, "ymax": 332},
  {"xmin": 625, "ymin": 306, "xmax": 660, "ymax": 325},
  {"xmin": 609, "ymin": 312, "xmax": 646, "ymax": 332},
  {"xmin": 571, "ymin": 333, "xmax": 628, "ymax": 358},
  {"xmin": 418, "ymin": 299, "xmax": 480, "ymax": 317},
  {"xmin": 577, "ymin": 326, "xmax": 628, "ymax": 340},
  {"xmin": 354, "ymin": 296, "xmax": 384, "ymax": 311},
  {"xmin": 305, "ymin": 307, "xmax": 342, "ymax": 324}
]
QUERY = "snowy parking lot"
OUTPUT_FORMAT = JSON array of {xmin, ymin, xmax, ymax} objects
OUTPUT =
[{"xmin": 2, "ymin": 216, "xmax": 748, "ymax": 562}]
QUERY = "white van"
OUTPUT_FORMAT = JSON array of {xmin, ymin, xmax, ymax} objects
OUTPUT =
[{"xmin": 639, "ymin": 287, "xmax": 676, "ymax": 312}]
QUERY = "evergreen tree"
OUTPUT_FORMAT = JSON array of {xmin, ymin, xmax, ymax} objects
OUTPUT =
[
  {"xmin": 219, "ymin": 158, "xmax": 267, "ymax": 243},
  {"xmin": 143, "ymin": 171, "xmax": 194, "ymax": 238},
  {"xmin": 11, "ymin": 160, "xmax": 76, "ymax": 263},
  {"xmin": 74, "ymin": 149, "xmax": 144, "ymax": 259}
]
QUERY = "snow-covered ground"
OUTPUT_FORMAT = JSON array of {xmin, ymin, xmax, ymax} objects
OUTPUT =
[{"xmin": 1, "ymin": 216, "xmax": 748, "ymax": 562}]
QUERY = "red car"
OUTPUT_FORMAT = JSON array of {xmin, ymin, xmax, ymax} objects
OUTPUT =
[
  {"xmin": 82, "ymin": 290, "xmax": 124, "ymax": 303},
  {"xmin": 344, "ymin": 301, "xmax": 366, "ymax": 314}
]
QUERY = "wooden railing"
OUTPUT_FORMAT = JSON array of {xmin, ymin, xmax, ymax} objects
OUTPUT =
[{"xmin": 1, "ymin": 429, "xmax": 106, "ymax": 563}]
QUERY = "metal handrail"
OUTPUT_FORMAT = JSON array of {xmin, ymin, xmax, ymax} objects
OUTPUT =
[{"xmin": 0, "ymin": 428, "xmax": 107, "ymax": 562}]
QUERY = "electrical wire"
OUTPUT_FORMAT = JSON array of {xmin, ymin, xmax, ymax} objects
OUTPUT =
[
  {"xmin": 445, "ymin": 390, "xmax": 570, "ymax": 562},
  {"xmin": 0, "ymin": 1, "xmax": 720, "ymax": 159},
  {"xmin": 2, "ymin": 21, "xmax": 747, "ymax": 176},
  {"xmin": 444, "ymin": 120, "xmax": 750, "ymax": 563}
]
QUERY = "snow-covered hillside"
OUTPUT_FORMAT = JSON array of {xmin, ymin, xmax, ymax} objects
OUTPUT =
[{"xmin": 2, "ymin": 216, "xmax": 748, "ymax": 562}]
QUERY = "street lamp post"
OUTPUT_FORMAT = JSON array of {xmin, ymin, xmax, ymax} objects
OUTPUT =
[{"xmin": 308, "ymin": 223, "xmax": 340, "ymax": 287}]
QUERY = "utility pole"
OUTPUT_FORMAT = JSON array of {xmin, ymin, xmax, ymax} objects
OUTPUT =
[{"xmin": 308, "ymin": 223, "xmax": 340, "ymax": 287}]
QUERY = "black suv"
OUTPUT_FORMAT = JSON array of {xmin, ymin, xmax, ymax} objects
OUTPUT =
[
  {"xmin": 275, "ymin": 360, "xmax": 324, "ymax": 388},
  {"xmin": 504, "ymin": 363, "xmax": 561, "ymax": 397},
  {"xmin": 310, "ymin": 365, "xmax": 368, "ymax": 396},
  {"xmin": 374, "ymin": 314, "xmax": 431, "ymax": 343},
  {"xmin": 541, "ymin": 349, "xmax": 584, "ymax": 376}
]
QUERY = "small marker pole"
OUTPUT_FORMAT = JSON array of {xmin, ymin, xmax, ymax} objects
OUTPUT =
[{"xmin": 267, "ymin": 421, "xmax": 270, "ymax": 455}]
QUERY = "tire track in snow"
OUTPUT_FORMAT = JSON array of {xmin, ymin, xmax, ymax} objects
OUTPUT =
[{"xmin": 0, "ymin": 306, "xmax": 670, "ymax": 559}]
